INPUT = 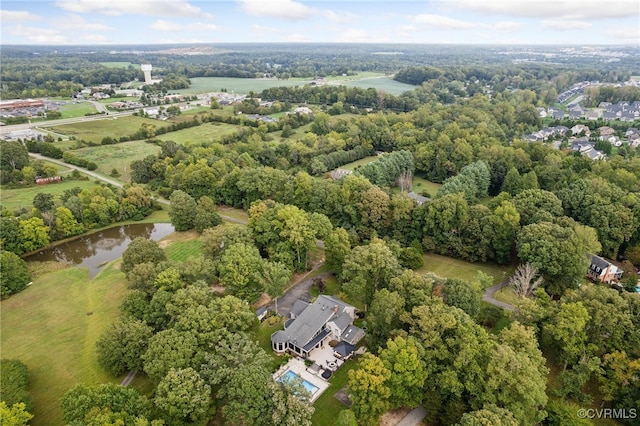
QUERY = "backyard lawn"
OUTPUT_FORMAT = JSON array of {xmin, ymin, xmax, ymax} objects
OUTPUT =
[
  {"xmin": 417, "ymin": 252, "xmax": 513, "ymax": 285},
  {"xmin": 339, "ymin": 155, "xmax": 380, "ymax": 171},
  {"xmin": 0, "ymin": 263, "xmax": 132, "ymax": 426},
  {"xmin": 311, "ymin": 360, "xmax": 357, "ymax": 425}
]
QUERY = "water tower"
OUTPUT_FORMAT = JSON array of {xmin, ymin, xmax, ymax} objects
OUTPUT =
[{"xmin": 141, "ymin": 64, "xmax": 152, "ymax": 84}]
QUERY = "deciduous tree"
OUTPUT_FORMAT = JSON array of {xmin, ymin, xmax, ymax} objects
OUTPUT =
[
  {"xmin": 217, "ymin": 243, "xmax": 264, "ymax": 302},
  {"xmin": 348, "ymin": 353, "xmax": 391, "ymax": 425},
  {"xmin": 0, "ymin": 251, "xmax": 31, "ymax": 297},
  {"xmin": 168, "ymin": 190, "xmax": 197, "ymax": 231},
  {"xmin": 121, "ymin": 238, "xmax": 166, "ymax": 275},
  {"xmin": 96, "ymin": 319, "xmax": 153, "ymax": 376},
  {"xmin": 154, "ymin": 368, "xmax": 211, "ymax": 425}
]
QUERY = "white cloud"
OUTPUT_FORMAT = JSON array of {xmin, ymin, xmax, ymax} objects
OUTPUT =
[
  {"xmin": 606, "ymin": 27, "xmax": 640, "ymax": 41},
  {"xmin": 542, "ymin": 20, "xmax": 592, "ymax": 31},
  {"xmin": 238, "ymin": 0, "xmax": 313, "ymax": 20},
  {"xmin": 485, "ymin": 21, "xmax": 522, "ymax": 32},
  {"xmin": 55, "ymin": 0, "xmax": 211, "ymax": 18},
  {"xmin": 7, "ymin": 25, "xmax": 68, "ymax": 43},
  {"xmin": 322, "ymin": 10, "xmax": 358, "ymax": 25},
  {"xmin": 52, "ymin": 14, "xmax": 114, "ymax": 31},
  {"xmin": 81, "ymin": 34, "xmax": 112, "ymax": 43},
  {"xmin": 445, "ymin": 0, "xmax": 638, "ymax": 20},
  {"xmin": 333, "ymin": 28, "xmax": 391, "ymax": 43},
  {"xmin": 412, "ymin": 14, "xmax": 474, "ymax": 29},
  {"xmin": 192, "ymin": 23, "xmax": 220, "ymax": 31},
  {"xmin": 150, "ymin": 20, "xmax": 183, "ymax": 32},
  {"xmin": 0, "ymin": 10, "xmax": 42, "ymax": 22}
]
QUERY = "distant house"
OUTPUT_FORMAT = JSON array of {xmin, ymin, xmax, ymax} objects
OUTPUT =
[
  {"xmin": 571, "ymin": 124, "xmax": 591, "ymax": 137},
  {"xmin": 271, "ymin": 295, "xmax": 364, "ymax": 359},
  {"xmin": 588, "ymin": 255, "xmax": 623, "ymax": 283},
  {"xmin": 330, "ymin": 168, "xmax": 352, "ymax": 180},
  {"xmin": 598, "ymin": 126, "xmax": 615, "ymax": 137}
]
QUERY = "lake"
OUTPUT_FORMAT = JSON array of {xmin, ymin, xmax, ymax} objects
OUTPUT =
[{"xmin": 25, "ymin": 223, "xmax": 174, "ymax": 278}]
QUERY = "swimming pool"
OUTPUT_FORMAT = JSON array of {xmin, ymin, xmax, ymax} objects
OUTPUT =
[{"xmin": 278, "ymin": 370, "xmax": 319, "ymax": 396}]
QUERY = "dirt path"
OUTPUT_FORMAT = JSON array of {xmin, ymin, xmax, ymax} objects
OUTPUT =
[{"xmin": 120, "ymin": 370, "xmax": 136, "ymax": 386}]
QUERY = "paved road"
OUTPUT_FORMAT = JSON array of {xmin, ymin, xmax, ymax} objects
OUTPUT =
[
  {"xmin": 482, "ymin": 279, "xmax": 515, "ymax": 311},
  {"xmin": 0, "ymin": 110, "xmax": 135, "ymax": 136},
  {"xmin": 396, "ymin": 406, "xmax": 427, "ymax": 426},
  {"xmin": 269, "ymin": 271, "xmax": 332, "ymax": 317},
  {"xmin": 28, "ymin": 153, "xmax": 125, "ymax": 188}
]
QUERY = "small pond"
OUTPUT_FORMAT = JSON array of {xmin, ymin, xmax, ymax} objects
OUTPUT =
[{"xmin": 25, "ymin": 223, "xmax": 175, "ymax": 278}]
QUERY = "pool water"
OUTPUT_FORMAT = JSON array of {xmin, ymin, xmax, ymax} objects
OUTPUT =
[{"xmin": 278, "ymin": 370, "xmax": 319, "ymax": 395}]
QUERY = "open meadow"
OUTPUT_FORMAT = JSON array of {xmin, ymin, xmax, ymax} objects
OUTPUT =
[
  {"xmin": 58, "ymin": 102, "xmax": 98, "ymax": 119},
  {"xmin": 0, "ymin": 264, "xmax": 130, "ymax": 426},
  {"xmin": 173, "ymin": 77, "xmax": 312, "ymax": 95},
  {"xmin": 1, "ymin": 179, "xmax": 97, "ymax": 211},
  {"xmin": 156, "ymin": 122, "xmax": 240, "ymax": 145},
  {"xmin": 50, "ymin": 116, "xmax": 159, "ymax": 143},
  {"xmin": 72, "ymin": 140, "xmax": 161, "ymax": 182},
  {"xmin": 341, "ymin": 76, "xmax": 416, "ymax": 96}
]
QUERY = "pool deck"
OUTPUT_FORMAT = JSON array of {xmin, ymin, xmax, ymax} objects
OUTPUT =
[{"xmin": 273, "ymin": 358, "xmax": 330, "ymax": 403}]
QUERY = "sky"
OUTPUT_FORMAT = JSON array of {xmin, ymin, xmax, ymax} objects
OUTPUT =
[{"xmin": 1, "ymin": 0, "xmax": 639, "ymax": 45}]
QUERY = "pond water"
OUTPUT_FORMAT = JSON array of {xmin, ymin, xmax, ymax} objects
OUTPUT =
[{"xmin": 25, "ymin": 223, "xmax": 174, "ymax": 278}]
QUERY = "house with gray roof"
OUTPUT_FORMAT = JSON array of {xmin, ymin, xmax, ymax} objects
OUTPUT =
[
  {"xmin": 588, "ymin": 255, "xmax": 623, "ymax": 283},
  {"xmin": 271, "ymin": 295, "xmax": 365, "ymax": 358}
]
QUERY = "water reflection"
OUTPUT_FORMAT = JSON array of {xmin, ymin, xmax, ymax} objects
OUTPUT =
[{"xmin": 26, "ymin": 223, "xmax": 174, "ymax": 278}]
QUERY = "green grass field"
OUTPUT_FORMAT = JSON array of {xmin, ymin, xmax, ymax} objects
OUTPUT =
[
  {"xmin": 157, "ymin": 122, "xmax": 240, "ymax": 145},
  {"xmin": 339, "ymin": 155, "xmax": 380, "ymax": 171},
  {"xmin": 410, "ymin": 176, "xmax": 441, "ymax": 197},
  {"xmin": 99, "ymin": 62, "xmax": 134, "ymax": 68},
  {"xmin": 58, "ymin": 102, "xmax": 98, "ymax": 119},
  {"xmin": 173, "ymin": 77, "xmax": 312, "ymax": 95},
  {"xmin": 51, "ymin": 116, "xmax": 159, "ymax": 143},
  {"xmin": 0, "ymin": 180, "xmax": 97, "ymax": 211},
  {"xmin": 0, "ymin": 264, "xmax": 130, "ymax": 426},
  {"xmin": 417, "ymin": 252, "xmax": 513, "ymax": 285},
  {"xmin": 165, "ymin": 239, "xmax": 202, "ymax": 262},
  {"xmin": 342, "ymin": 77, "xmax": 416, "ymax": 96},
  {"xmin": 72, "ymin": 140, "xmax": 161, "ymax": 182}
]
